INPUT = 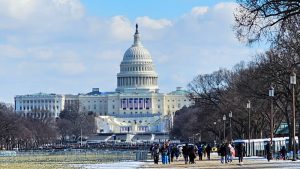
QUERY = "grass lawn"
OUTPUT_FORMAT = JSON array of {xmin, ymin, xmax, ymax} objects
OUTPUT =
[
  {"xmin": 0, "ymin": 151, "xmax": 136, "ymax": 169},
  {"xmin": 0, "ymin": 162, "xmax": 76, "ymax": 169}
]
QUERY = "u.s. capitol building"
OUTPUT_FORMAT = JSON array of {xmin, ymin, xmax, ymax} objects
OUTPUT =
[{"xmin": 15, "ymin": 25, "xmax": 193, "ymax": 134}]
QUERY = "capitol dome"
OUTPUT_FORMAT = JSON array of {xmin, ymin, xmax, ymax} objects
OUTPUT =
[{"xmin": 116, "ymin": 24, "xmax": 159, "ymax": 93}]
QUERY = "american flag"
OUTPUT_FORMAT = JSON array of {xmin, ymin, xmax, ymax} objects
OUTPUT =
[
  {"xmin": 145, "ymin": 98, "xmax": 151, "ymax": 109},
  {"xmin": 134, "ymin": 98, "xmax": 138, "ymax": 109},
  {"xmin": 139, "ymin": 98, "xmax": 143, "ymax": 109},
  {"xmin": 121, "ymin": 99, "xmax": 127, "ymax": 108},
  {"xmin": 128, "ymin": 98, "xmax": 133, "ymax": 109}
]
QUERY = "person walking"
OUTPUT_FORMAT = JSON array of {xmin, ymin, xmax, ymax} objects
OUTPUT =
[
  {"xmin": 188, "ymin": 145, "xmax": 196, "ymax": 164},
  {"xmin": 198, "ymin": 144, "xmax": 203, "ymax": 160},
  {"xmin": 219, "ymin": 143, "xmax": 227, "ymax": 164},
  {"xmin": 160, "ymin": 143, "xmax": 169, "ymax": 164},
  {"xmin": 237, "ymin": 142, "xmax": 246, "ymax": 165},
  {"xmin": 152, "ymin": 144, "xmax": 160, "ymax": 164},
  {"xmin": 265, "ymin": 142, "xmax": 272, "ymax": 162},
  {"xmin": 205, "ymin": 144, "xmax": 212, "ymax": 160},
  {"xmin": 280, "ymin": 146, "xmax": 287, "ymax": 160},
  {"xmin": 182, "ymin": 143, "xmax": 189, "ymax": 164},
  {"xmin": 228, "ymin": 143, "xmax": 234, "ymax": 163}
]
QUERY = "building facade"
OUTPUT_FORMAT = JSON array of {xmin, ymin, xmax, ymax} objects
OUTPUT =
[{"xmin": 14, "ymin": 24, "xmax": 193, "ymax": 133}]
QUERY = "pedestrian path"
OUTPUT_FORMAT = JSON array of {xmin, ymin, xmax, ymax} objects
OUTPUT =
[{"xmin": 140, "ymin": 155, "xmax": 300, "ymax": 169}]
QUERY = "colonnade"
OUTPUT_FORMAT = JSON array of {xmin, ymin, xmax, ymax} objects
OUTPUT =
[{"xmin": 117, "ymin": 77, "xmax": 157, "ymax": 87}]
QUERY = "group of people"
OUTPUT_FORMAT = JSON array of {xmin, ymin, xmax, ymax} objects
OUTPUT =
[
  {"xmin": 218, "ymin": 142, "xmax": 246, "ymax": 164},
  {"xmin": 150, "ymin": 141, "xmax": 213, "ymax": 165}
]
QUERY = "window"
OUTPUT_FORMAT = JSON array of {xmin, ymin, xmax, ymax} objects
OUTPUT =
[
  {"xmin": 112, "ymin": 105, "xmax": 115, "ymax": 109},
  {"xmin": 178, "ymin": 104, "xmax": 181, "ymax": 108},
  {"xmin": 158, "ymin": 105, "xmax": 160, "ymax": 108}
]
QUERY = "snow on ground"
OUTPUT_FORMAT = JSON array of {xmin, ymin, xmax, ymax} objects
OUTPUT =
[{"xmin": 72, "ymin": 161, "xmax": 145, "ymax": 169}]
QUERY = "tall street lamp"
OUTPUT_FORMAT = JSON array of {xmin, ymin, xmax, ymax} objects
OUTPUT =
[
  {"xmin": 290, "ymin": 70, "xmax": 297, "ymax": 161},
  {"xmin": 269, "ymin": 85, "xmax": 274, "ymax": 158},
  {"xmin": 223, "ymin": 114, "xmax": 226, "ymax": 141},
  {"xmin": 229, "ymin": 111, "xmax": 233, "ymax": 142},
  {"xmin": 247, "ymin": 100, "xmax": 251, "ymax": 156},
  {"xmin": 217, "ymin": 119, "xmax": 221, "ymax": 143},
  {"xmin": 214, "ymin": 121, "xmax": 217, "ymax": 144}
]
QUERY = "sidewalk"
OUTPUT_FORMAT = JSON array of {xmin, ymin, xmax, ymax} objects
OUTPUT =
[{"xmin": 140, "ymin": 153, "xmax": 300, "ymax": 169}]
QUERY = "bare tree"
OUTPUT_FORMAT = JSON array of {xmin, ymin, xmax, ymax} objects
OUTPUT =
[{"xmin": 234, "ymin": 0, "xmax": 300, "ymax": 44}]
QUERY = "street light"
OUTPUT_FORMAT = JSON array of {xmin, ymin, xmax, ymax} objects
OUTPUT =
[
  {"xmin": 223, "ymin": 114, "xmax": 226, "ymax": 141},
  {"xmin": 229, "ymin": 111, "xmax": 233, "ymax": 142},
  {"xmin": 213, "ymin": 121, "xmax": 217, "ymax": 144},
  {"xmin": 269, "ymin": 85, "xmax": 274, "ymax": 159},
  {"xmin": 290, "ymin": 70, "xmax": 297, "ymax": 161},
  {"xmin": 246, "ymin": 100, "xmax": 251, "ymax": 156},
  {"xmin": 217, "ymin": 119, "xmax": 221, "ymax": 143}
]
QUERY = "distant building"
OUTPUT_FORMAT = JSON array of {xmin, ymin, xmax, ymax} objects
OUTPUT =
[{"xmin": 14, "ymin": 24, "xmax": 193, "ymax": 133}]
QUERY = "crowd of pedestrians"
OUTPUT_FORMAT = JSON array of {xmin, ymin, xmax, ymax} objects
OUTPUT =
[
  {"xmin": 150, "ymin": 140, "xmax": 216, "ymax": 165},
  {"xmin": 150, "ymin": 140, "xmax": 253, "ymax": 166}
]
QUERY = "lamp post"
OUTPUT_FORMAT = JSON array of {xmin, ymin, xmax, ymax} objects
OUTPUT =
[
  {"xmin": 229, "ymin": 111, "xmax": 233, "ymax": 142},
  {"xmin": 223, "ymin": 114, "xmax": 226, "ymax": 141},
  {"xmin": 269, "ymin": 85, "xmax": 274, "ymax": 158},
  {"xmin": 290, "ymin": 70, "xmax": 297, "ymax": 161},
  {"xmin": 214, "ymin": 121, "xmax": 217, "ymax": 144},
  {"xmin": 247, "ymin": 100, "xmax": 251, "ymax": 156},
  {"xmin": 217, "ymin": 119, "xmax": 221, "ymax": 143}
]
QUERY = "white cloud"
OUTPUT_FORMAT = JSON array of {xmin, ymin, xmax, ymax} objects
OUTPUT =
[
  {"xmin": 191, "ymin": 6, "xmax": 209, "ymax": 16},
  {"xmin": 110, "ymin": 16, "xmax": 133, "ymax": 41},
  {"xmin": 136, "ymin": 16, "xmax": 172, "ymax": 29},
  {"xmin": 0, "ymin": 1, "xmax": 261, "ymax": 103}
]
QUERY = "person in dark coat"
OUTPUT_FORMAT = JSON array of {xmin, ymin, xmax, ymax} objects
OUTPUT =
[
  {"xmin": 205, "ymin": 144, "xmax": 212, "ymax": 160},
  {"xmin": 152, "ymin": 144, "xmax": 160, "ymax": 164},
  {"xmin": 188, "ymin": 145, "xmax": 196, "ymax": 164},
  {"xmin": 182, "ymin": 143, "xmax": 189, "ymax": 164},
  {"xmin": 219, "ymin": 143, "xmax": 227, "ymax": 164},
  {"xmin": 280, "ymin": 146, "xmax": 287, "ymax": 160},
  {"xmin": 265, "ymin": 142, "xmax": 272, "ymax": 162},
  {"xmin": 198, "ymin": 144, "xmax": 203, "ymax": 160},
  {"xmin": 237, "ymin": 143, "xmax": 246, "ymax": 164}
]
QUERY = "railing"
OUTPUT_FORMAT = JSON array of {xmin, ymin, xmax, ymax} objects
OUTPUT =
[{"xmin": 112, "ymin": 113, "xmax": 161, "ymax": 118}]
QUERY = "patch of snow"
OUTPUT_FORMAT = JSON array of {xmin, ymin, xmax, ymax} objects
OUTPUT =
[{"xmin": 72, "ymin": 161, "xmax": 145, "ymax": 169}]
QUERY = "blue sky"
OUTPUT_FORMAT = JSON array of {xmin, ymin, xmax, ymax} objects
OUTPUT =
[
  {"xmin": 81, "ymin": 0, "xmax": 233, "ymax": 19},
  {"xmin": 0, "ymin": 0, "xmax": 262, "ymax": 104}
]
